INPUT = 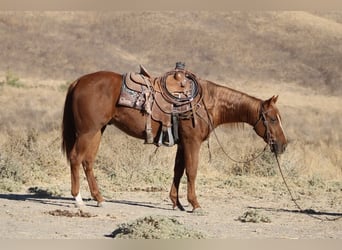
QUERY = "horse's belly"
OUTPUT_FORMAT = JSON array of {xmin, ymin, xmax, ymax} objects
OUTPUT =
[{"xmin": 111, "ymin": 107, "xmax": 150, "ymax": 140}]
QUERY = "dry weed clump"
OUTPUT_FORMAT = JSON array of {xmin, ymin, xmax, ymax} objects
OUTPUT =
[
  {"xmin": 47, "ymin": 209, "xmax": 96, "ymax": 218},
  {"xmin": 237, "ymin": 210, "xmax": 271, "ymax": 223},
  {"xmin": 110, "ymin": 215, "xmax": 205, "ymax": 239}
]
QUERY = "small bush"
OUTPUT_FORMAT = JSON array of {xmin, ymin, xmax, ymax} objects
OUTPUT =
[
  {"xmin": 0, "ymin": 71, "xmax": 23, "ymax": 88},
  {"xmin": 58, "ymin": 81, "xmax": 71, "ymax": 92}
]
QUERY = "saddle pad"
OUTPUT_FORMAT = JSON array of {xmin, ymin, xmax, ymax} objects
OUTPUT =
[{"xmin": 118, "ymin": 79, "xmax": 146, "ymax": 109}]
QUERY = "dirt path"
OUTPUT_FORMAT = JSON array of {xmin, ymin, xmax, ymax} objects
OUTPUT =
[{"xmin": 1, "ymin": 188, "xmax": 341, "ymax": 239}]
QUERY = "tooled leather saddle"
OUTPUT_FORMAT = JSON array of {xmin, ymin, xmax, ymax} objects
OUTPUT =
[{"xmin": 118, "ymin": 62, "xmax": 202, "ymax": 146}]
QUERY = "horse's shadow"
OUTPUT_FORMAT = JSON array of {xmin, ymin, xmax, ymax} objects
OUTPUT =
[
  {"xmin": 106, "ymin": 199, "xmax": 173, "ymax": 211},
  {"xmin": 0, "ymin": 193, "xmax": 173, "ymax": 211},
  {"xmin": 248, "ymin": 205, "xmax": 342, "ymax": 220},
  {"xmin": 0, "ymin": 193, "xmax": 75, "ymax": 208}
]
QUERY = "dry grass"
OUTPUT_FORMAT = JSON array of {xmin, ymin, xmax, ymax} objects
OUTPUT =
[
  {"xmin": 1, "ymin": 11, "xmax": 342, "ymax": 94},
  {"xmin": 0, "ymin": 11, "xmax": 341, "ymax": 198}
]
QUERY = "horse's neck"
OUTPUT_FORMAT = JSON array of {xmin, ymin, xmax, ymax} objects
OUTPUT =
[{"xmin": 206, "ymin": 82, "xmax": 261, "ymax": 128}]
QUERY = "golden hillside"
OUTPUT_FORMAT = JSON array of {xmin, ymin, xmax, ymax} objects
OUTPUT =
[{"xmin": 1, "ymin": 11, "xmax": 341, "ymax": 93}]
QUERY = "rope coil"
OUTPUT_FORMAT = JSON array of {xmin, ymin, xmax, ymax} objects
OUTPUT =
[{"xmin": 160, "ymin": 70, "xmax": 201, "ymax": 105}]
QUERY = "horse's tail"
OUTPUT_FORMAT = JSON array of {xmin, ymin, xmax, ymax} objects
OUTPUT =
[{"xmin": 61, "ymin": 80, "xmax": 78, "ymax": 161}]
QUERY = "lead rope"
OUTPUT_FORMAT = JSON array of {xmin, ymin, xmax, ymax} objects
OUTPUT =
[{"xmin": 274, "ymin": 152, "xmax": 341, "ymax": 221}]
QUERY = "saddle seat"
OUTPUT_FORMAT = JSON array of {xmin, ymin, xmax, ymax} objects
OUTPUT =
[{"xmin": 118, "ymin": 63, "xmax": 202, "ymax": 146}]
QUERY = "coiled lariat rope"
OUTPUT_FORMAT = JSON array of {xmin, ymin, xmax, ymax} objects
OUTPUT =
[{"xmin": 159, "ymin": 69, "xmax": 201, "ymax": 106}]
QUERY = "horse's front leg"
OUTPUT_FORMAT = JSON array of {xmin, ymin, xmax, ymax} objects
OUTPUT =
[
  {"xmin": 169, "ymin": 144, "xmax": 186, "ymax": 211},
  {"xmin": 184, "ymin": 141, "xmax": 201, "ymax": 212}
]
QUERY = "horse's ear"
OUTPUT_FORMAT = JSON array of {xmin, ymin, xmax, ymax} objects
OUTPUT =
[
  {"xmin": 264, "ymin": 95, "xmax": 276, "ymax": 106},
  {"xmin": 263, "ymin": 95, "xmax": 278, "ymax": 108},
  {"xmin": 272, "ymin": 95, "xmax": 279, "ymax": 103}
]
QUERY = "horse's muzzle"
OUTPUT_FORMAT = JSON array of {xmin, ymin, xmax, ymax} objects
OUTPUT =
[{"xmin": 270, "ymin": 141, "xmax": 287, "ymax": 154}]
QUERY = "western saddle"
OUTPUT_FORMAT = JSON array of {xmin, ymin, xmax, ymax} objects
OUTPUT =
[{"xmin": 118, "ymin": 62, "xmax": 203, "ymax": 146}]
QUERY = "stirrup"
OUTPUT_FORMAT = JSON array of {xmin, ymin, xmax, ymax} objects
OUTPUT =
[
  {"xmin": 157, "ymin": 126, "xmax": 174, "ymax": 147},
  {"xmin": 172, "ymin": 113, "xmax": 179, "ymax": 143}
]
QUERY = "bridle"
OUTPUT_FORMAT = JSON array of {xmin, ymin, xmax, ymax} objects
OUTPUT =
[{"xmin": 253, "ymin": 103, "xmax": 276, "ymax": 153}]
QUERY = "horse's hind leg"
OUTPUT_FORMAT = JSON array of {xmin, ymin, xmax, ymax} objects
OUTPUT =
[
  {"xmin": 82, "ymin": 130, "xmax": 104, "ymax": 206},
  {"xmin": 70, "ymin": 130, "xmax": 103, "ymax": 207},
  {"xmin": 70, "ymin": 159, "xmax": 82, "ymax": 207},
  {"xmin": 69, "ymin": 135, "xmax": 89, "ymax": 207}
]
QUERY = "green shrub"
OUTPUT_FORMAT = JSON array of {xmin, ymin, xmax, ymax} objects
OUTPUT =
[{"xmin": 1, "ymin": 71, "xmax": 23, "ymax": 88}]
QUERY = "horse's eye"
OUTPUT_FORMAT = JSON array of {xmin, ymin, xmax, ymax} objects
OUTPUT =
[{"xmin": 270, "ymin": 117, "xmax": 277, "ymax": 123}]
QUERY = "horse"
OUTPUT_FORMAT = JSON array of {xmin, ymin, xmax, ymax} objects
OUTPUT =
[{"xmin": 62, "ymin": 69, "xmax": 287, "ymax": 212}]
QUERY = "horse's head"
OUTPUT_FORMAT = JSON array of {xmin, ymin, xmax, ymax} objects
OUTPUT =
[{"xmin": 253, "ymin": 95, "xmax": 287, "ymax": 154}]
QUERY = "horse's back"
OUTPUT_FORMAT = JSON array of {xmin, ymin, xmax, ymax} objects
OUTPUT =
[{"xmin": 76, "ymin": 71, "xmax": 121, "ymax": 89}]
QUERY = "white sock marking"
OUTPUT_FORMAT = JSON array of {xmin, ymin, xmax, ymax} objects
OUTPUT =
[{"xmin": 75, "ymin": 192, "xmax": 83, "ymax": 203}]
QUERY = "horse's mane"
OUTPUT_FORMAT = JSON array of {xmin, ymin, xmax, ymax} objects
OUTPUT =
[{"xmin": 201, "ymin": 80, "xmax": 261, "ymax": 126}]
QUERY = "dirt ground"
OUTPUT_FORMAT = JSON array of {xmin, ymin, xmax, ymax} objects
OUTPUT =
[{"xmin": 1, "ymin": 185, "xmax": 341, "ymax": 239}]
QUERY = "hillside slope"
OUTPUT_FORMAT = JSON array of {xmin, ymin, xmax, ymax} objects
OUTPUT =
[{"xmin": 0, "ymin": 11, "xmax": 341, "ymax": 94}]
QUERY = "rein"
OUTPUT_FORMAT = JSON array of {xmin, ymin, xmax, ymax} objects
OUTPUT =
[
  {"xmin": 212, "ymin": 127, "xmax": 268, "ymax": 164},
  {"xmin": 201, "ymin": 100, "xmax": 268, "ymax": 164}
]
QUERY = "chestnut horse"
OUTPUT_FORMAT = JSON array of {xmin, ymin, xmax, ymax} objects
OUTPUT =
[{"xmin": 62, "ymin": 71, "xmax": 287, "ymax": 211}]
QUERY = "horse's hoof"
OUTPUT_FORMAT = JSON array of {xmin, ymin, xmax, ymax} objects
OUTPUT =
[
  {"xmin": 75, "ymin": 201, "xmax": 85, "ymax": 208},
  {"xmin": 97, "ymin": 201, "xmax": 105, "ymax": 207},
  {"xmin": 191, "ymin": 207, "xmax": 207, "ymax": 216},
  {"xmin": 172, "ymin": 204, "xmax": 185, "ymax": 211}
]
